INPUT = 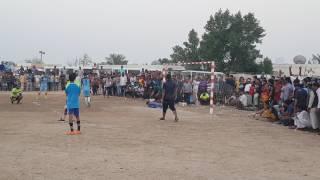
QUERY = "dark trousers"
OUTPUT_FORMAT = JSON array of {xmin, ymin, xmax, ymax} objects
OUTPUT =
[{"xmin": 184, "ymin": 93, "xmax": 191, "ymax": 104}]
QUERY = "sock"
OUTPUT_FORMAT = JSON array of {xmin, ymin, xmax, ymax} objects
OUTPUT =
[
  {"xmin": 88, "ymin": 97, "xmax": 91, "ymax": 103},
  {"xmin": 69, "ymin": 122, "xmax": 74, "ymax": 131},
  {"xmin": 77, "ymin": 121, "xmax": 80, "ymax": 131}
]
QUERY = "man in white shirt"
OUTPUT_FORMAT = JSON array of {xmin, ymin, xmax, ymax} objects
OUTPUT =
[
  {"xmin": 317, "ymin": 82, "xmax": 320, "ymax": 109},
  {"xmin": 239, "ymin": 93, "xmax": 248, "ymax": 107},
  {"xmin": 244, "ymin": 78, "xmax": 252, "ymax": 93},
  {"xmin": 308, "ymin": 82, "xmax": 319, "ymax": 129},
  {"xmin": 120, "ymin": 73, "xmax": 127, "ymax": 96}
]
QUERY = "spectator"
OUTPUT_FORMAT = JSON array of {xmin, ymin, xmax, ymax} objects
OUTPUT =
[
  {"xmin": 183, "ymin": 79, "xmax": 193, "ymax": 104},
  {"xmin": 308, "ymin": 81, "xmax": 319, "ymax": 130},
  {"xmin": 281, "ymin": 77, "xmax": 294, "ymax": 103},
  {"xmin": 120, "ymin": 73, "xmax": 127, "ymax": 97},
  {"xmin": 277, "ymin": 99, "xmax": 295, "ymax": 126},
  {"xmin": 293, "ymin": 78, "xmax": 308, "ymax": 112}
]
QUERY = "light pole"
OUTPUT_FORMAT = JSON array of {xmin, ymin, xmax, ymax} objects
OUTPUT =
[{"xmin": 39, "ymin": 50, "xmax": 45, "ymax": 62}]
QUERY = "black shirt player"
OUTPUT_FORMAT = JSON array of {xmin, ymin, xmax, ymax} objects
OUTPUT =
[{"xmin": 160, "ymin": 74, "xmax": 179, "ymax": 122}]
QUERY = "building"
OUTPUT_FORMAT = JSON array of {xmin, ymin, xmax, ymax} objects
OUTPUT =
[{"xmin": 273, "ymin": 64, "xmax": 320, "ymax": 77}]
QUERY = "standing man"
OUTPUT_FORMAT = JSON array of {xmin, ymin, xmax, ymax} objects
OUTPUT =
[
  {"xmin": 60, "ymin": 72, "xmax": 66, "ymax": 90},
  {"xmin": 120, "ymin": 73, "xmax": 127, "ymax": 96},
  {"xmin": 160, "ymin": 74, "xmax": 179, "ymax": 122},
  {"xmin": 82, "ymin": 74, "xmax": 91, "ymax": 107},
  {"xmin": 308, "ymin": 81, "xmax": 319, "ymax": 130},
  {"xmin": 19, "ymin": 73, "xmax": 26, "ymax": 91}
]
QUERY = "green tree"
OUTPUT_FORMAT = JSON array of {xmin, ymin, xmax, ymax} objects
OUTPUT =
[
  {"xmin": 183, "ymin": 29, "xmax": 200, "ymax": 61},
  {"xmin": 151, "ymin": 58, "xmax": 171, "ymax": 65},
  {"xmin": 105, "ymin": 53, "xmax": 128, "ymax": 65},
  {"xmin": 200, "ymin": 9, "xmax": 265, "ymax": 73},
  {"xmin": 169, "ymin": 29, "xmax": 203, "ymax": 70},
  {"xmin": 260, "ymin": 57, "xmax": 273, "ymax": 74},
  {"xmin": 170, "ymin": 45, "xmax": 187, "ymax": 63}
]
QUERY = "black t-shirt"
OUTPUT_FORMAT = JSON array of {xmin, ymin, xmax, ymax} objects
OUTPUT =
[
  {"xmin": 225, "ymin": 79, "xmax": 235, "ymax": 88},
  {"xmin": 163, "ymin": 80, "xmax": 177, "ymax": 101}
]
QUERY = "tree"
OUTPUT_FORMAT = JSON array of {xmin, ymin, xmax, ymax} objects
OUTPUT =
[
  {"xmin": 183, "ymin": 29, "xmax": 200, "ymax": 61},
  {"xmin": 105, "ymin": 53, "xmax": 128, "ymax": 65},
  {"xmin": 79, "ymin": 54, "xmax": 92, "ymax": 66},
  {"xmin": 151, "ymin": 58, "xmax": 171, "ymax": 65},
  {"xmin": 200, "ymin": 9, "xmax": 265, "ymax": 73},
  {"xmin": 259, "ymin": 57, "xmax": 273, "ymax": 74},
  {"xmin": 170, "ymin": 45, "xmax": 187, "ymax": 63},
  {"xmin": 170, "ymin": 29, "xmax": 201, "ymax": 63},
  {"xmin": 168, "ymin": 29, "xmax": 203, "ymax": 70},
  {"xmin": 25, "ymin": 58, "xmax": 44, "ymax": 64}
]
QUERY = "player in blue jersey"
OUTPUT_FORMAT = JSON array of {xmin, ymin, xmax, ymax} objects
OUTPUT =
[
  {"xmin": 65, "ymin": 73, "xmax": 81, "ymax": 135},
  {"xmin": 82, "ymin": 74, "xmax": 91, "ymax": 107},
  {"xmin": 38, "ymin": 73, "xmax": 49, "ymax": 99}
]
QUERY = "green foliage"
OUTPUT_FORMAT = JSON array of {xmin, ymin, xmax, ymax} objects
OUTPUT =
[
  {"xmin": 200, "ymin": 9, "xmax": 265, "ymax": 73},
  {"xmin": 258, "ymin": 57, "xmax": 273, "ymax": 74},
  {"xmin": 105, "ymin": 53, "xmax": 128, "ymax": 65},
  {"xmin": 159, "ymin": 9, "xmax": 266, "ymax": 73},
  {"xmin": 170, "ymin": 29, "xmax": 204, "ymax": 70},
  {"xmin": 152, "ymin": 58, "xmax": 171, "ymax": 65}
]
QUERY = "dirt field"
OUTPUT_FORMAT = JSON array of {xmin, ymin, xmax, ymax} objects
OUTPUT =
[{"xmin": 1, "ymin": 92, "xmax": 320, "ymax": 180}]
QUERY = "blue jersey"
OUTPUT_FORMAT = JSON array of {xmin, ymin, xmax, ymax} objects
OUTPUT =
[
  {"xmin": 82, "ymin": 78, "xmax": 90, "ymax": 90},
  {"xmin": 82, "ymin": 78, "xmax": 91, "ymax": 97},
  {"xmin": 65, "ymin": 82, "xmax": 81, "ymax": 109},
  {"xmin": 40, "ymin": 76, "xmax": 48, "ymax": 85}
]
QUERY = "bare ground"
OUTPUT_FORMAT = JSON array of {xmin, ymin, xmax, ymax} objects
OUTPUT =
[{"xmin": 0, "ymin": 92, "xmax": 320, "ymax": 180}]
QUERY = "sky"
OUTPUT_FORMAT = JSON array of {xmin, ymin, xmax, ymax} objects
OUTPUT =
[{"xmin": 0, "ymin": 0, "xmax": 319, "ymax": 65}]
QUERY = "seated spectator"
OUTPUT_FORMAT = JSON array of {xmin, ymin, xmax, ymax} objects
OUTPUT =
[
  {"xmin": 10, "ymin": 84, "xmax": 23, "ymax": 104},
  {"xmin": 277, "ymin": 100, "xmax": 294, "ymax": 126},
  {"xmin": 226, "ymin": 93, "xmax": 237, "ymax": 106},
  {"xmin": 199, "ymin": 92, "xmax": 210, "ymax": 105},
  {"xmin": 236, "ymin": 91, "xmax": 248, "ymax": 110},
  {"xmin": 292, "ymin": 109, "xmax": 312, "ymax": 130}
]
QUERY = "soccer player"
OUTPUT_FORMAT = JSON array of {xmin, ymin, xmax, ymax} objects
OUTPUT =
[
  {"xmin": 82, "ymin": 74, "xmax": 91, "ymax": 107},
  {"xmin": 38, "ymin": 73, "xmax": 48, "ymax": 99},
  {"xmin": 65, "ymin": 73, "xmax": 81, "ymax": 135},
  {"xmin": 160, "ymin": 74, "xmax": 179, "ymax": 122}
]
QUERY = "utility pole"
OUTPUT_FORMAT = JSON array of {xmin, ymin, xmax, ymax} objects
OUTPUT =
[{"xmin": 39, "ymin": 50, "xmax": 45, "ymax": 62}]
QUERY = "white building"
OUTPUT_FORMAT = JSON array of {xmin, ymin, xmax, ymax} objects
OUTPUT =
[{"xmin": 273, "ymin": 64, "xmax": 320, "ymax": 77}]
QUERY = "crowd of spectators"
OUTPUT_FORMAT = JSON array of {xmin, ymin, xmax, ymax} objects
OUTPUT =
[
  {"xmin": 2, "ymin": 64, "xmax": 320, "ymax": 132},
  {"xmin": 225, "ymin": 75, "xmax": 320, "ymax": 132}
]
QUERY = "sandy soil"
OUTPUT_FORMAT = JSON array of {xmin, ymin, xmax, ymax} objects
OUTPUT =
[{"xmin": 0, "ymin": 92, "xmax": 320, "ymax": 180}]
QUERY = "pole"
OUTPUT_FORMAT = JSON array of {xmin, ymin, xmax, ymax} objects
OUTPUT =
[
  {"xmin": 210, "ymin": 62, "xmax": 215, "ymax": 115},
  {"xmin": 39, "ymin": 50, "xmax": 45, "ymax": 63}
]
